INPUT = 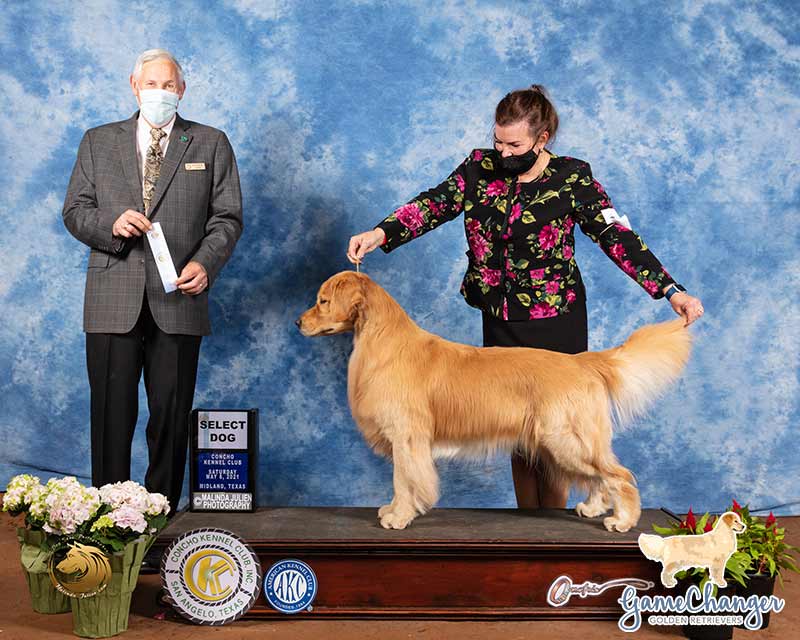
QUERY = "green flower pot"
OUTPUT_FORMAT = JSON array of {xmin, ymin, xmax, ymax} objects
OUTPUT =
[
  {"xmin": 70, "ymin": 535, "xmax": 154, "ymax": 638},
  {"xmin": 17, "ymin": 527, "xmax": 70, "ymax": 614}
]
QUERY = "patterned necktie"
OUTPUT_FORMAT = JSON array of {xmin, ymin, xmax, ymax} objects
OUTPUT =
[{"xmin": 143, "ymin": 127, "xmax": 167, "ymax": 215}]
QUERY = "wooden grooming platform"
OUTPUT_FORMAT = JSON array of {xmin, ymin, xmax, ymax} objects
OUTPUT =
[{"xmin": 152, "ymin": 507, "xmax": 669, "ymax": 619}]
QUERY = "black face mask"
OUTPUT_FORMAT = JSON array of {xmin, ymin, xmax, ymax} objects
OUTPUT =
[{"xmin": 498, "ymin": 145, "xmax": 539, "ymax": 175}]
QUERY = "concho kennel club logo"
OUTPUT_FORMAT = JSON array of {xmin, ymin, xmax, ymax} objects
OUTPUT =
[{"xmin": 161, "ymin": 528, "xmax": 261, "ymax": 625}]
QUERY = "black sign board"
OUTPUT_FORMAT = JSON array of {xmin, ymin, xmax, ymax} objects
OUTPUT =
[{"xmin": 189, "ymin": 408, "xmax": 258, "ymax": 512}]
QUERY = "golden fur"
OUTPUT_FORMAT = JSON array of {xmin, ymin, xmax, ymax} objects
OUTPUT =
[
  {"xmin": 638, "ymin": 512, "xmax": 746, "ymax": 587},
  {"xmin": 298, "ymin": 271, "xmax": 692, "ymax": 532}
]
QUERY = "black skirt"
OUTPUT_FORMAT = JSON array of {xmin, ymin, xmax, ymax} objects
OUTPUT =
[{"xmin": 481, "ymin": 283, "xmax": 588, "ymax": 354}]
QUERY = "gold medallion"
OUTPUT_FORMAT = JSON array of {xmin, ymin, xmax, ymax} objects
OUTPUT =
[{"xmin": 48, "ymin": 539, "xmax": 112, "ymax": 598}]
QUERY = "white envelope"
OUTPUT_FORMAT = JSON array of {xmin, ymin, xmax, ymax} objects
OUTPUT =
[
  {"xmin": 145, "ymin": 222, "xmax": 179, "ymax": 293},
  {"xmin": 600, "ymin": 207, "xmax": 632, "ymax": 230}
]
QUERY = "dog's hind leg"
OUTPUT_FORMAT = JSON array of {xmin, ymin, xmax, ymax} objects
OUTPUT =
[
  {"xmin": 380, "ymin": 430, "xmax": 439, "ymax": 530},
  {"xmin": 540, "ymin": 422, "xmax": 640, "ymax": 532},
  {"xmin": 600, "ymin": 462, "xmax": 641, "ymax": 533},
  {"xmin": 575, "ymin": 480, "xmax": 612, "ymax": 518}
]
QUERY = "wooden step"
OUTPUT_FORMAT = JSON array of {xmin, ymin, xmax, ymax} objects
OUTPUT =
[{"xmin": 152, "ymin": 506, "xmax": 670, "ymax": 620}]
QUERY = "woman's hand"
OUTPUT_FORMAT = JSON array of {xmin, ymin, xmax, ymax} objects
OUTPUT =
[
  {"xmin": 347, "ymin": 228, "xmax": 386, "ymax": 264},
  {"xmin": 669, "ymin": 292, "xmax": 704, "ymax": 326}
]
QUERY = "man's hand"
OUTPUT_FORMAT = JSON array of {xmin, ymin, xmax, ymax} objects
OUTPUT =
[
  {"xmin": 175, "ymin": 261, "xmax": 208, "ymax": 295},
  {"xmin": 112, "ymin": 209, "xmax": 152, "ymax": 238}
]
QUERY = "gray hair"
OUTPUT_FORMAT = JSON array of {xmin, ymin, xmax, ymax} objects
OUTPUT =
[{"xmin": 132, "ymin": 49, "xmax": 184, "ymax": 84}]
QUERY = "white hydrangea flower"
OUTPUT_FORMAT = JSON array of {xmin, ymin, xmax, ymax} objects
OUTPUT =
[
  {"xmin": 41, "ymin": 477, "xmax": 101, "ymax": 535},
  {"xmin": 109, "ymin": 504, "xmax": 147, "ymax": 534},
  {"xmin": 145, "ymin": 492, "xmax": 170, "ymax": 516},
  {"xmin": 2, "ymin": 474, "xmax": 42, "ymax": 512},
  {"xmin": 99, "ymin": 480, "xmax": 150, "ymax": 512}
]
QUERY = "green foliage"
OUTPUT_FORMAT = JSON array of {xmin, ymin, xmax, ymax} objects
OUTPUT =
[{"xmin": 651, "ymin": 501, "xmax": 800, "ymax": 589}]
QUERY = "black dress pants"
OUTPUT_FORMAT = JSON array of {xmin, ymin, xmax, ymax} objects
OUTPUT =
[{"xmin": 85, "ymin": 293, "xmax": 201, "ymax": 513}]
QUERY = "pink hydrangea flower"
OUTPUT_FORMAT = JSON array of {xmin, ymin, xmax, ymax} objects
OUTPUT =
[
  {"xmin": 566, "ymin": 289, "xmax": 577, "ymax": 303},
  {"xmin": 456, "ymin": 174, "xmax": 466, "ymax": 192},
  {"xmin": 473, "ymin": 149, "xmax": 483, "ymax": 161},
  {"xmin": 466, "ymin": 219, "xmax": 480, "ymax": 233},
  {"xmin": 563, "ymin": 244, "xmax": 573, "ymax": 259},
  {"xmin": 502, "ymin": 298, "xmax": 509, "ymax": 320},
  {"xmin": 110, "ymin": 504, "xmax": 147, "ymax": 533},
  {"xmin": 546, "ymin": 280, "xmax": 560, "ymax": 294},
  {"xmin": 395, "ymin": 203, "xmax": 424, "ymax": 231}
]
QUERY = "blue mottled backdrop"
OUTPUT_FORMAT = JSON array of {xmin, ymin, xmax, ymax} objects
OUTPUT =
[{"xmin": 1, "ymin": 1, "xmax": 798, "ymax": 515}]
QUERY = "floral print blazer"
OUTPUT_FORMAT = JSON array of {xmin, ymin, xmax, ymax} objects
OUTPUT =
[{"xmin": 376, "ymin": 148, "xmax": 676, "ymax": 321}]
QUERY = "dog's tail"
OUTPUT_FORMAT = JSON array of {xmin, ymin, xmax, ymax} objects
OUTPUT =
[
  {"xmin": 581, "ymin": 318, "xmax": 692, "ymax": 426},
  {"xmin": 637, "ymin": 533, "xmax": 666, "ymax": 560}
]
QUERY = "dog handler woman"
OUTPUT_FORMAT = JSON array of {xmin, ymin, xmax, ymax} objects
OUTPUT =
[{"xmin": 347, "ymin": 85, "xmax": 704, "ymax": 511}]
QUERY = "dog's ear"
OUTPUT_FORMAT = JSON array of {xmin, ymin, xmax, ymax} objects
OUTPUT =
[
  {"xmin": 330, "ymin": 273, "xmax": 365, "ymax": 321},
  {"xmin": 720, "ymin": 512, "xmax": 736, "ymax": 527},
  {"xmin": 346, "ymin": 276, "xmax": 366, "ymax": 321}
]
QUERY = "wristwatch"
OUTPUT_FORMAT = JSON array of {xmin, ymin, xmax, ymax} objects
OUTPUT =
[{"xmin": 664, "ymin": 283, "xmax": 686, "ymax": 301}]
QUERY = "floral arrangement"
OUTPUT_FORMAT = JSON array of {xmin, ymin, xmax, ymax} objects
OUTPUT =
[
  {"xmin": 727, "ymin": 500, "xmax": 800, "ymax": 586},
  {"xmin": 652, "ymin": 499, "xmax": 800, "ymax": 590},
  {"xmin": 3, "ymin": 474, "xmax": 170, "ymax": 552},
  {"xmin": 652, "ymin": 505, "xmax": 752, "ymax": 589}
]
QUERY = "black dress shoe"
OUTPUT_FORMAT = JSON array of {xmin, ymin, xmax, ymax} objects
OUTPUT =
[
  {"xmin": 140, "ymin": 547, "xmax": 163, "ymax": 574},
  {"xmin": 140, "ymin": 557, "xmax": 161, "ymax": 575}
]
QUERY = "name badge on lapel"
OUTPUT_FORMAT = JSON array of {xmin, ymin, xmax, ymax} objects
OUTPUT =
[{"xmin": 185, "ymin": 162, "xmax": 206, "ymax": 171}]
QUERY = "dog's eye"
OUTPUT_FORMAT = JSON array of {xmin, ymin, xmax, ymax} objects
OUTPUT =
[{"xmin": 319, "ymin": 299, "xmax": 328, "ymax": 305}]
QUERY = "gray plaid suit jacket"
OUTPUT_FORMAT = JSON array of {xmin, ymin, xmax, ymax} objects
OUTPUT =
[{"xmin": 63, "ymin": 112, "xmax": 243, "ymax": 336}]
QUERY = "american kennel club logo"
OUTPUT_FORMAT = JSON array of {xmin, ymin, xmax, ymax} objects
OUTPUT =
[{"xmin": 263, "ymin": 559, "xmax": 318, "ymax": 614}]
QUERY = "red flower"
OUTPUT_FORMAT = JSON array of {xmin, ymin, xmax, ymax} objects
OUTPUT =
[
  {"xmin": 765, "ymin": 512, "xmax": 776, "ymax": 528},
  {"xmin": 704, "ymin": 515, "xmax": 716, "ymax": 533},
  {"xmin": 732, "ymin": 499, "xmax": 742, "ymax": 513},
  {"xmin": 681, "ymin": 508, "xmax": 696, "ymax": 531}
]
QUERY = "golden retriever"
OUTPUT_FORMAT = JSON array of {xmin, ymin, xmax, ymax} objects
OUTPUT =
[
  {"xmin": 297, "ymin": 271, "xmax": 692, "ymax": 532},
  {"xmin": 638, "ymin": 512, "xmax": 746, "ymax": 587}
]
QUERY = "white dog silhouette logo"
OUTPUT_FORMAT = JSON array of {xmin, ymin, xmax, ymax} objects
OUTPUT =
[{"xmin": 638, "ymin": 511, "xmax": 746, "ymax": 588}]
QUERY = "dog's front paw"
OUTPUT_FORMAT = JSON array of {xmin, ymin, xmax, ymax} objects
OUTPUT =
[
  {"xmin": 576, "ymin": 501, "xmax": 607, "ymax": 518},
  {"xmin": 380, "ymin": 511, "xmax": 414, "ymax": 530},
  {"xmin": 603, "ymin": 516, "xmax": 632, "ymax": 533},
  {"xmin": 711, "ymin": 577, "xmax": 728, "ymax": 588},
  {"xmin": 378, "ymin": 503, "xmax": 395, "ymax": 518}
]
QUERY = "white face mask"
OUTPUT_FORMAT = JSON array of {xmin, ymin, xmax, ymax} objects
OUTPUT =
[{"xmin": 138, "ymin": 89, "xmax": 179, "ymax": 127}]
